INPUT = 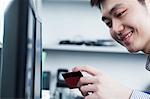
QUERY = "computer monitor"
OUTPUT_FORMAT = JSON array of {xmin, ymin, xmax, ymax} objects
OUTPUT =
[{"xmin": 0, "ymin": 0, "xmax": 42, "ymax": 98}]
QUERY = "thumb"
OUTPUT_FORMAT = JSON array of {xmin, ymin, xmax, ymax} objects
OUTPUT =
[{"xmin": 72, "ymin": 66, "xmax": 99, "ymax": 76}]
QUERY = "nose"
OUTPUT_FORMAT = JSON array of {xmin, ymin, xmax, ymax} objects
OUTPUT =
[{"xmin": 112, "ymin": 19, "xmax": 124, "ymax": 35}]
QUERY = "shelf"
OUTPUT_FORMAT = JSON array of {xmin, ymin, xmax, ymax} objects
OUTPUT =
[
  {"xmin": 43, "ymin": 45, "xmax": 143, "ymax": 54},
  {"xmin": 43, "ymin": 0, "xmax": 90, "ymax": 2},
  {"xmin": 42, "ymin": 0, "xmax": 90, "ymax": 4}
]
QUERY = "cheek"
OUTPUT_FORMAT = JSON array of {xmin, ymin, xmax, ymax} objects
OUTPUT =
[
  {"xmin": 109, "ymin": 30, "xmax": 123, "ymax": 45},
  {"xmin": 135, "ymin": 22, "xmax": 149, "ymax": 38},
  {"xmin": 129, "ymin": 12, "xmax": 150, "ymax": 34},
  {"xmin": 109, "ymin": 30, "xmax": 116, "ymax": 40}
]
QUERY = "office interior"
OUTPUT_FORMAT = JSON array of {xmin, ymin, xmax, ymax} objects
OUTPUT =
[{"xmin": 0, "ymin": 0, "xmax": 150, "ymax": 99}]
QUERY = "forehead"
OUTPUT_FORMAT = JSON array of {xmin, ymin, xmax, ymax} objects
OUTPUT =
[{"xmin": 101, "ymin": 0, "xmax": 138, "ymax": 15}]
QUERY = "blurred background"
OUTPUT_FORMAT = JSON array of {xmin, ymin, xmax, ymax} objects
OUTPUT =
[{"xmin": 0, "ymin": 0, "xmax": 150, "ymax": 99}]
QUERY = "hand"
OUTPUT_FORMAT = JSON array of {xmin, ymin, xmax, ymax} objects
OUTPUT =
[{"xmin": 72, "ymin": 66, "xmax": 133, "ymax": 99}]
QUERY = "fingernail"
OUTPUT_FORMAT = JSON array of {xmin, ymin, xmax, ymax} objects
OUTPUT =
[
  {"xmin": 72, "ymin": 67, "xmax": 76, "ymax": 71},
  {"xmin": 73, "ymin": 67, "xmax": 77, "ymax": 70}
]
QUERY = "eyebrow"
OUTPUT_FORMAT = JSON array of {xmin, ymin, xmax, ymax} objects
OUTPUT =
[
  {"xmin": 109, "ymin": 3, "xmax": 123, "ymax": 15},
  {"xmin": 101, "ymin": 3, "xmax": 123, "ymax": 21}
]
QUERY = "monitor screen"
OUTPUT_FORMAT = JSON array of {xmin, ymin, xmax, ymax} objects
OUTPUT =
[{"xmin": 0, "ymin": 0, "xmax": 42, "ymax": 98}]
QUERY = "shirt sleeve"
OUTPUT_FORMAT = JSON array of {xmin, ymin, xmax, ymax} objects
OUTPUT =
[{"xmin": 130, "ymin": 90, "xmax": 150, "ymax": 99}]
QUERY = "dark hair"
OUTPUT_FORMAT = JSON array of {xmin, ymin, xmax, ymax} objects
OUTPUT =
[
  {"xmin": 91, "ymin": 0, "xmax": 145, "ymax": 9},
  {"xmin": 90, "ymin": 0, "xmax": 103, "ymax": 9}
]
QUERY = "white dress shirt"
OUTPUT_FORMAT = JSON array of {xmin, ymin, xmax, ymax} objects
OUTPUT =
[{"xmin": 130, "ymin": 54, "xmax": 150, "ymax": 99}]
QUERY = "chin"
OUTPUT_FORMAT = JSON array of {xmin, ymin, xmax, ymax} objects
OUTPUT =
[{"xmin": 127, "ymin": 47, "xmax": 140, "ymax": 53}]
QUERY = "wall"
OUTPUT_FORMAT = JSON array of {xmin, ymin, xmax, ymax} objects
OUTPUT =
[
  {"xmin": 41, "ymin": 0, "xmax": 150, "ymax": 94},
  {"xmin": 42, "ymin": 1, "xmax": 111, "ymax": 48},
  {"xmin": 43, "ymin": 50, "xmax": 150, "ymax": 93},
  {"xmin": 0, "ymin": 4, "xmax": 4, "ymax": 43}
]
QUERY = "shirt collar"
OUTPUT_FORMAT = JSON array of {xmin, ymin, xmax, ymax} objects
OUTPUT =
[{"xmin": 146, "ymin": 54, "xmax": 150, "ymax": 71}]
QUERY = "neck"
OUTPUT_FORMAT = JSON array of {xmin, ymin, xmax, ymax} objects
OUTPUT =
[{"xmin": 142, "ymin": 39, "xmax": 150, "ymax": 54}]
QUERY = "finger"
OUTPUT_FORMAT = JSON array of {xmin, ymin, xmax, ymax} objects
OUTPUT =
[
  {"xmin": 72, "ymin": 66, "xmax": 99, "ymax": 76},
  {"xmin": 85, "ymin": 93, "xmax": 98, "ymax": 99},
  {"xmin": 80, "ymin": 84, "xmax": 97, "ymax": 92},
  {"xmin": 80, "ymin": 84, "xmax": 97, "ymax": 96},
  {"xmin": 79, "ymin": 87, "xmax": 89, "ymax": 96},
  {"xmin": 77, "ymin": 76, "xmax": 96, "ymax": 87}
]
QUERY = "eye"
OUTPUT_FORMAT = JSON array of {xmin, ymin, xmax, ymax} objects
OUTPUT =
[
  {"xmin": 115, "ymin": 9, "xmax": 127, "ymax": 17},
  {"xmin": 102, "ymin": 17, "xmax": 112, "ymax": 28},
  {"xmin": 105, "ymin": 20, "xmax": 112, "ymax": 28}
]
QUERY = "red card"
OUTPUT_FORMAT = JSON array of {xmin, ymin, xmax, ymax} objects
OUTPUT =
[{"xmin": 62, "ymin": 71, "xmax": 83, "ymax": 89}]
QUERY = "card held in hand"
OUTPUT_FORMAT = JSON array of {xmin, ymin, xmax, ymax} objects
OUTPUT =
[{"xmin": 62, "ymin": 71, "xmax": 83, "ymax": 89}]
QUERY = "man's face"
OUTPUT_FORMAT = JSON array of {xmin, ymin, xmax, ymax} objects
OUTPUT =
[{"xmin": 101, "ymin": 0, "xmax": 150, "ymax": 53}]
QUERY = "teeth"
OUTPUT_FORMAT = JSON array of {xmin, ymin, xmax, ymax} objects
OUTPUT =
[
  {"xmin": 118, "ymin": 31, "xmax": 133, "ymax": 41},
  {"xmin": 125, "ymin": 32, "xmax": 132, "ymax": 39}
]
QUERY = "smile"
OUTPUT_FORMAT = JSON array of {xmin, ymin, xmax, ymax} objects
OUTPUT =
[
  {"xmin": 119, "ymin": 31, "xmax": 133, "ymax": 44},
  {"xmin": 123, "ymin": 32, "xmax": 132, "ymax": 41}
]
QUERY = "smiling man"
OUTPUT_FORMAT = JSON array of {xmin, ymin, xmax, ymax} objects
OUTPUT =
[
  {"xmin": 72, "ymin": 0, "xmax": 150, "ymax": 99},
  {"xmin": 100, "ymin": 0, "xmax": 150, "ymax": 54}
]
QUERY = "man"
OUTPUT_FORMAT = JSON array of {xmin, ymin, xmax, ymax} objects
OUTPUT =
[{"xmin": 72, "ymin": 0, "xmax": 150, "ymax": 98}]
